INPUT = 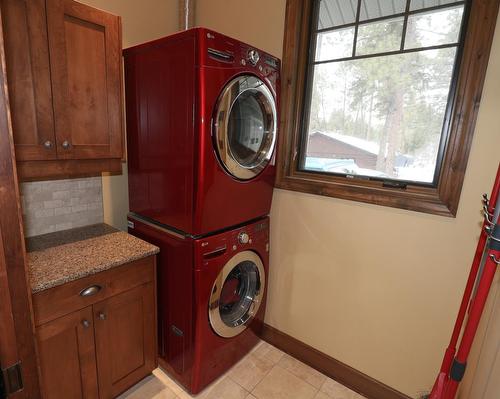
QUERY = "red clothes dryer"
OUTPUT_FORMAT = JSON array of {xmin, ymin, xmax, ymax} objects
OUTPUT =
[
  {"xmin": 128, "ymin": 214, "xmax": 269, "ymax": 394},
  {"xmin": 124, "ymin": 28, "xmax": 280, "ymax": 236}
]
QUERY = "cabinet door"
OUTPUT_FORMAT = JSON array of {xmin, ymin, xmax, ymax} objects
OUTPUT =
[
  {"xmin": 0, "ymin": 0, "xmax": 56, "ymax": 161},
  {"xmin": 36, "ymin": 307, "xmax": 99, "ymax": 399},
  {"xmin": 46, "ymin": 0, "xmax": 123, "ymax": 160},
  {"xmin": 94, "ymin": 283, "xmax": 156, "ymax": 398}
]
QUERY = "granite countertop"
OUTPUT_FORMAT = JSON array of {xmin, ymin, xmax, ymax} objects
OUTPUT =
[{"xmin": 27, "ymin": 223, "xmax": 159, "ymax": 293}]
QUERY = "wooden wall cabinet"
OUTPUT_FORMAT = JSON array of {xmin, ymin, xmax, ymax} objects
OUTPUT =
[
  {"xmin": 33, "ymin": 257, "xmax": 157, "ymax": 399},
  {"xmin": 1, "ymin": 0, "xmax": 124, "ymax": 181}
]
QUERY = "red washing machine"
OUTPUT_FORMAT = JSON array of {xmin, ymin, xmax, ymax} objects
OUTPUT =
[
  {"xmin": 124, "ymin": 28, "xmax": 280, "ymax": 237},
  {"xmin": 127, "ymin": 215, "xmax": 269, "ymax": 394}
]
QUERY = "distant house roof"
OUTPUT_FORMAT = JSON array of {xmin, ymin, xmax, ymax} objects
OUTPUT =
[
  {"xmin": 310, "ymin": 131, "xmax": 379, "ymax": 155},
  {"xmin": 309, "ymin": 131, "xmax": 413, "ymax": 168}
]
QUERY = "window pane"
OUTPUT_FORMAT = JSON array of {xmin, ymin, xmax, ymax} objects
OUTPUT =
[
  {"xmin": 356, "ymin": 17, "xmax": 404, "ymax": 56},
  {"xmin": 318, "ymin": 0, "xmax": 358, "ymax": 29},
  {"xmin": 360, "ymin": 0, "xmax": 406, "ymax": 21},
  {"xmin": 410, "ymin": 0, "xmax": 462, "ymax": 11},
  {"xmin": 405, "ymin": 6, "xmax": 464, "ymax": 49},
  {"xmin": 316, "ymin": 27, "xmax": 355, "ymax": 61},
  {"xmin": 304, "ymin": 48, "xmax": 457, "ymax": 183}
]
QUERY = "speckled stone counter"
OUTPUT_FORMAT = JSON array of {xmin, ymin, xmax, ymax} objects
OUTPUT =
[{"xmin": 27, "ymin": 223, "xmax": 159, "ymax": 293}]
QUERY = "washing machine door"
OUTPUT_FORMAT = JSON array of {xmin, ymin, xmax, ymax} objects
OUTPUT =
[
  {"xmin": 209, "ymin": 250, "xmax": 265, "ymax": 338},
  {"xmin": 214, "ymin": 75, "xmax": 277, "ymax": 180}
]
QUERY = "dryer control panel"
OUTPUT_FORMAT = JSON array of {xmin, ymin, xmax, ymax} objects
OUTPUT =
[{"xmin": 200, "ymin": 28, "xmax": 280, "ymax": 72}]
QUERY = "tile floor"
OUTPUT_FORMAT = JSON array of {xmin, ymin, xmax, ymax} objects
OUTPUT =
[{"xmin": 119, "ymin": 341, "xmax": 366, "ymax": 399}]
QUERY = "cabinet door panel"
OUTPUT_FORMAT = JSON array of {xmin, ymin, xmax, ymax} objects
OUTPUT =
[
  {"xmin": 94, "ymin": 283, "xmax": 156, "ymax": 398},
  {"xmin": 46, "ymin": 0, "xmax": 123, "ymax": 160},
  {"xmin": 36, "ymin": 307, "xmax": 99, "ymax": 399},
  {"xmin": 1, "ymin": 0, "xmax": 56, "ymax": 161}
]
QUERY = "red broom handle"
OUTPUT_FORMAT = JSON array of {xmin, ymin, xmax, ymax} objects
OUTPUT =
[
  {"xmin": 442, "ymin": 248, "xmax": 500, "ymax": 399},
  {"xmin": 438, "ymin": 165, "xmax": 500, "ymax": 375},
  {"xmin": 430, "ymin": 164, "xmax": 500, "ymax": 399}
]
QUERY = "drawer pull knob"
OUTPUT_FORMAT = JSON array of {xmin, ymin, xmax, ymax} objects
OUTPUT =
[
  {"xmin": 61, "ymin": 140, "xmax": 71, "ymax": 149},
  {"xmin": 79, "ymin": 285, "xmax": 102, "ymax": 297},
  {"xmin": 82, "ymin": 319, "xmax": 90, "ymax": 328},
  {"xmin": 98, "ymin": 312, "xmax": 106, "ymax": 320}
]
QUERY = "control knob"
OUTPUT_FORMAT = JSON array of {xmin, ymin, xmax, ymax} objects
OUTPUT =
[
  {"xmin": 238, "ymin": 232, "xmax": 250, "ymax": 244},
  {"xmin": 247, "ymin": 49, "xmax": 260, "ymax": 66}
]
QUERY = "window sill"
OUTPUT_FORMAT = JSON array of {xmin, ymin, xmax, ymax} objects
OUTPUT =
[{"xmin": 275, "ymin": 171, "xmax": 455, "ymax": 217}]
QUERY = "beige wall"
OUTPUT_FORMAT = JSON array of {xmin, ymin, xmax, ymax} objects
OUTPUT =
[
  {"xmin": 196, "ymin": 1, "xmax": 500, "ymax": 398},
  {"xmin": 79, "ymin": 0, "xmax": 180, "ymax": 231}
]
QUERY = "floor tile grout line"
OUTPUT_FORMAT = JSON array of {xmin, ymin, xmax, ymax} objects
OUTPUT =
[
  {"xmin": 249, "ymin": 363, "xmax": 321, "ymax": 398},
  {"xmin": 273, "ymin": 349, "xmax": 366, "ymax": 399},
  {"xmin": 272, "ymin": 362, "xmax": 324, "ymax": 394},
  {"xmin": 225, "ymin": 374, "xmax": 252, "ymax": 397},
  {"xmin": 277, "ymin": 353, "xmax": 328, "ymax": 389},
  {"xmin": 227, "ymin": 372, "xmax": 264, "ymax": 394}
]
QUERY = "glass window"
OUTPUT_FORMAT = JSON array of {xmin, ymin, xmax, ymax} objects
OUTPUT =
[
  {"xmin": 405, "ymin": 6, "xmax": 464, "ymax": 49},
  {"xmin": 278, "ymin": 0, "xmax": 496, "ymax": 216},
  {"xmin": 356, "ymin": 17, "xmax": 404, "ymax": 56},
  {"xmin": 316, "ymin": 27, "xmax": 355, "ymax": 61},
  {"xmin": 301, "ymin": 0, "xmax": 466, "ymax": 184}
]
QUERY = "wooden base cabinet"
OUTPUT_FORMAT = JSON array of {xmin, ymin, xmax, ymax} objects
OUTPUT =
[
  {"xmin": 37, "ymin": 307, "xmax": 99, "ymax": 399},
  {"xmin": 94, "ymin": 283, "xmax": 156, "ymax": 398},
  {"xmin": 33, "ymin": 257, "xmax": 157, "ymax": 399}
]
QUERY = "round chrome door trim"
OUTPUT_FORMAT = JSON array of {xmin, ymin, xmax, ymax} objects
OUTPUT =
[
  {"xmin": 208, "ymin": 250, "xmax": 266, "ymax": 338},
  {"xmin": 213, "ymin": 75, "xmax": 277, "ymax": 180}
]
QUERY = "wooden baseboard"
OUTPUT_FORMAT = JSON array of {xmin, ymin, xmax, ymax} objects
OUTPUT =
[{"xmin": 260, "ymin": 323, "xmax": 412, "ymax": 399}]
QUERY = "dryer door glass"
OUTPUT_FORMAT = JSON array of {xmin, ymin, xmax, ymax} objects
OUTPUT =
[
  {"xmin": 209, "ymin": 251, "xmax": 266, "ymax": 338},
  {"xmin": 214, "ymin": 75, "xmax": 277, "ymax": 180}
]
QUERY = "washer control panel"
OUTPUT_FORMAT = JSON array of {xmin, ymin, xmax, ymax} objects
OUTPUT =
[
  {"xmin": 197, "ymin": 219, "xmax": 269, "ymax": 264},
  {"xmin": 232, "ymin": 220, "xmax": 268, "ymax": 250}
]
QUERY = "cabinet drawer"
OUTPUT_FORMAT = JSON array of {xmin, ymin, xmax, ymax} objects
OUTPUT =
[{"xmin": 33, "ymin": 256, "xmax": 155, "ymax": 326}]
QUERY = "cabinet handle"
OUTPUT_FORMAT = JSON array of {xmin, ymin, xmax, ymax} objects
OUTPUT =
[
  {"xmin": 79, "ymin": 285, "xmax": 102, "ymax": 297},
  {"xmin": 82, "ymin": 319, "xmax": 90, "ymax": 328},
  {"xmin": 61, "ymin": 140, "xmax": 71, "ymax": 149},
  {"xmin": 43, "ymin": 140, "xmax": 53, "ymax": 149},
  {"xmin": 98, "ymin": 312, "xmax": 106, "ymax": 321}
]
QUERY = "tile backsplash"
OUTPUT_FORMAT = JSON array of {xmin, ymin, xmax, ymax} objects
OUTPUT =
[{"xmin": 21, "ymin": 177, "xmax": 104, "ymax": 237}]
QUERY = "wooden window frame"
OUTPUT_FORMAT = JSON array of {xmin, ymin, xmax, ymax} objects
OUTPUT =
[{"xmin": 276, "ymin": 0, "xmax": 500, "ymax": 217}]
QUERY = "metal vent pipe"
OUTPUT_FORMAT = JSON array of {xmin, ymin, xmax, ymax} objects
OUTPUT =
[{"xmin": 179, "ymin": 0, "xmax": 195, "ymax": 30}]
